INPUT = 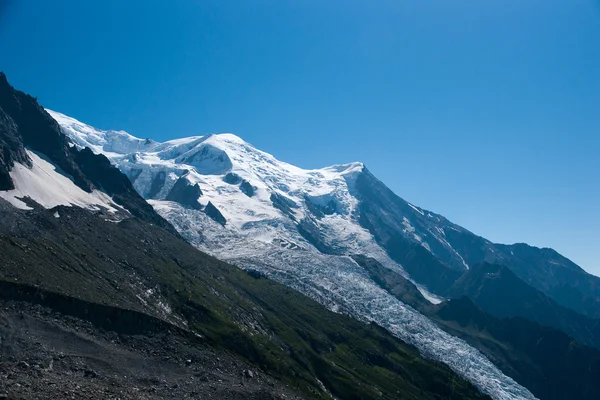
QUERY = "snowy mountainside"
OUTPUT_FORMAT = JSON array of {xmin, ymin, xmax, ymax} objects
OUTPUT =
[
  {"xmin": 51, "ymin": 108, "xmax": 538, "ymax": 292},
  {"xmin": 51, "ymin": 110, "xmax": 540, "ymax": 399},
  {"xmin": 50, "ymin": 110, "xmax": 468, "ymax": 275},
  {"xmin": 50, "ymin": 109, "xmax": 413, "ymax": 277}
]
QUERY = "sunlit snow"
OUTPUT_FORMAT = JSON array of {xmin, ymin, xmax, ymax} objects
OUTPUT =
[{"xmin": 0, "ymin": 150, "xmax": 120, "ymax": 213}]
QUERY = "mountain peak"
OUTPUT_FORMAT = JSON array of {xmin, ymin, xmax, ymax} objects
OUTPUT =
[
  {"xmin": 0, "ymin": 71, "xmax": 8, "ymax": 87},
  {"xmin": 322, "ymin": 161, "xmax": 365, "ymax": 175},
  {"xmin": 209, "ymin": 132, "xmax": 247, "ymax": 144}
]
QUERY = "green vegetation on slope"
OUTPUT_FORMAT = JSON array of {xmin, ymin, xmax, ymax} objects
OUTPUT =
[{"xmin": 0, "ymin": 202, "xmax": 488, "ymax": 400}]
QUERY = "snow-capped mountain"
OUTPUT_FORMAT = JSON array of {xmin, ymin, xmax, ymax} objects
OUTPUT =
[
  {"xmin": 4, "ymin": 74, "xmax": 506, "ymax": 400},
  {"xmin": 47, "ymin": 110, "xmax": 549, "ymax": 400},
  {"xmin": 50, "ymin": 109, "xmax": 600, "ymax": 317},
  {"xmin": 6, "ymin": 67, "xmax": 600, "ymax": 399},
  {"xmin": 50, "ymin": 112, "xmax": 409, "ymax": 270}
]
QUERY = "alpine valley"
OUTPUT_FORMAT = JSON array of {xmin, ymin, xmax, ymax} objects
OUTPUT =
[{"xmin": 1, "ymin": 72, "xmax": 599, "ymax": 400}]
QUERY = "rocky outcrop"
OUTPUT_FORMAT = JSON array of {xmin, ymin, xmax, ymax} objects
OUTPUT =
[
  {"xmin": 270, "ymin": 193, "xmax": 298, "ymax": 221},
  {"xmin": 204, "ymin": 201, "xmax": 226, "ymax": 226},
  {"xmin": 223, "ymin": 173, "xmax": 254, "ymax": 197},
  {"xmin": 165, "ymin": 175, "xmax": 202, "ymax": 209},
  {"xmin": 0, "ymin": 104, "xmax": 29, "ymax": 190},
  {"xmin": 147, "ymin": 171, "xmax": 166, "ymax": 199},
  {"xmin": 71, "ymin": 147, "xmax": 179, "ymax": 235},
  {"xmin": 222, "ymin": 172, "xmax": 242, "ymax": 185},
  {"xmin": 239, "ymin": 180, "xmax": 254, "ymax": 197}
]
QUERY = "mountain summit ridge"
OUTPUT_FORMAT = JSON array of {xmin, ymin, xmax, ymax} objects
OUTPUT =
[{"xmin": 48, "ymin": 109, "xmax": 366, "ymax": 179}]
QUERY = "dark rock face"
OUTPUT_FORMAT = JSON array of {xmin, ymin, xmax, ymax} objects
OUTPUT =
[
  {"xmin": 0, "ymin": 105, "xmax": 30, "ymax": 190},
  {"xmin": 239, "ymin": 180, "xmax": 254, "ymax": 197},
  {"xmin": 223, "ymin": 172, "xmax": 242, "ymax": 185},
  {"xmin": 223, "ymin": 173, "xmax": 254, "ymax": 197},
  {"xmin": 147, "ymin": 171, "xmax": 166, "ymax": 199},
  {"xmin": 128, "ymin": 168, "xmax": 143, "ymax": 183},
  {"xmin": 204, "ymin": 201, "xmax": 226, "ymax": 226},
  {"xmin": 389, "ymin": 238, "xmax": 463, "ymax": 295},
  {"xmin": 71, "ymin": 147, "xmax": 179, "ymax": 236},
  {"xmin": 352, "ymin": 255, "xmax": 433, "ymax": 311},
  {"xmin": 448, "ymin": 262, "xmax": 600, "ymax": 350},
  {"xmin": 270, "ymin": 193, "xmax": 298, "ymax": 221},
  {"xmin": 345, "ymin": 168, "xmax": 465, "ymax": 293},
  {"xmin": 350, "ymin": 168, "xmax": 467, "ymax": 270},
  {"xmin": 303, "ymin": 195, "xmax": 337, "ymax": 219},
  {"xmin": 438, "ymin": 227, "xmax": 491, "ymax": 268},
  {"xmin": 165, "ymin": 175, "xmax": 202, "ymax": 210},
  {"xmin": 296, "ymin": 217, "xmax": 332, "ymax": 254}
]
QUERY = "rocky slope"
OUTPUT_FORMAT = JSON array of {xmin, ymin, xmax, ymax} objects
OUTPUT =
[
  {"xmin": 0, "ymin": 73, "xmax": 177, "ymax": 235},
  {"xmin": 0, "ymin": 283, "xmax": 301, "ymax": 400},
  {"xmin": 432, "ymin": 298, "xmax": 600, "ymax": 400}
]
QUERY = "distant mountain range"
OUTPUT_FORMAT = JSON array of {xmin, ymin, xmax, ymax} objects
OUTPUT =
[
  {"xmin": 356, "ymin": 255, "xmax": 600, "ymax": 400},
  {"xmin": 448, "ymin": 262, "xmax": 600, "ymax": 350},
  {"xmin": 2, "ymin": 70, "xmax": 599, "ymax": 399}
]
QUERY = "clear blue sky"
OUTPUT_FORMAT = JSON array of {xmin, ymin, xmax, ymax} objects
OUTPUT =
[{"xmin": 1, "ymin": 0, "xmax": 599, "ymax": 275}]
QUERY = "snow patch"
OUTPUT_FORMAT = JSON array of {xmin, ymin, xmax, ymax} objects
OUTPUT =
[
  {"xmin": 414, "ymin": 284, "xmax": 443, "ymax": 304},
  {"xmin": 0, "ymin": 150, "xmax": 120, "ymax": 213},
  {"xmin": 408, "ymin": 202, "xmax": 425, "ymax": 216}
]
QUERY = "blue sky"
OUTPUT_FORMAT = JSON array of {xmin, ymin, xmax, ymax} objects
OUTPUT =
[{"xmin": 1, "ymin": 0, "xmax": 599, "ymax": 275}]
